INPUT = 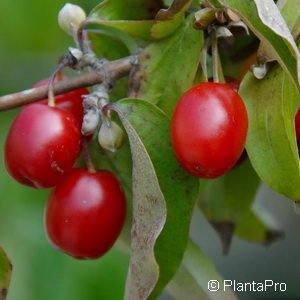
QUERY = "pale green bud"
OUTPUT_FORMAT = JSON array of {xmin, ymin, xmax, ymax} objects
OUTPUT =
[
  {"xmin": 98, "ymin": 121, "xmax": 124, "ymax": 152},
  {"xmin": 58, "ymin": 3, "xmax": 86, "ymax": 37}
]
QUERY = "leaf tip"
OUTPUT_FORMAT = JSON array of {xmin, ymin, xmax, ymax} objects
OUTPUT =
[
  {"xmin": 264, "ymin": 229, "xmax": 285, "ymax": 246},
  {"xmin": 0, "ymin": 288, "xmax": 8, "ymax": 300},
  {"xmin": 211, "ymin": 221, "xmax": 235, "ymax": 255}
]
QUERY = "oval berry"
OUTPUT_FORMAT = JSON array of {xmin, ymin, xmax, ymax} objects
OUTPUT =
[
  {"xmin": 171, "ymin": 82, "xmax": 248, "ymax": 178},
  {"xmin": 45, "ymin": 168, "xmax": 126, "ymax": 259},
  {"xmin": 34, "ymin": 78, "xmax": 89, "ymax": 125},
  {"xmin": 4, "ymin": 103, "xmax": 81, "ymax": 188}
]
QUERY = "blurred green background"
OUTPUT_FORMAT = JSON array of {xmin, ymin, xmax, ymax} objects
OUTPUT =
[
  {"xmin": 1, "ymin": 1, "xmax": 300, "ymax": 300},
  {"xmin": 0, "ymin": 1, "xmax": 129, "ymax": 299}
]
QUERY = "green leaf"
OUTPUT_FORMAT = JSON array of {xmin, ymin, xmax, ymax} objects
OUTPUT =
[
  {"xmin": 87, "ymin": 30, "xmax": 131, "ymax": 60},
  {"xmin": 235, "ymin": 208, "xmax": 284, "ymax": 245},
  {"xmin": 199, "ymin": 159, "xmax": 260, "ymax": 253},
  {"xmin": 240, "ymin": 67, "xmax": 300, "ymax": 200},
  {"xmin": 280, "ymin": 0, "xmax": 300, "ymax": 33},
  {"xmin": 129, "ymin": 15, "xmax": 203, "ymax": 116},
  {"xmin": 0, "ymin": 247, "xmax": 12, "ymax": 299},
  {"xmin": 151, "ymin": 0, "xmax": 192, "ymax": 39},
  {"xmin": 182, "ymin": 240, "xmax": 237, "ymax": 300},
  {"xmin": 89, "ymin": 0, "xmax": 163, "ymax": 20},
  {"xmin": 110, "ymin": 99, "xmax": 199, "ymax": 299},
  {"xmin": 87, "ymin": 0, "xmax": 191, "ymax": 41},
  {"xmin": 87, "ymin": 0, "xmax": 157, "ymax": 41},
  {"xmin": 217, "ymin": 0, "xmax": 300, "ymax": 91},
  {"xmin": 207, "ymin": 0, "xmax": 223, "ymax": 8},
  {"xmin": 86, "ymin": 20, "xmax": 156, "ymax": 41}
]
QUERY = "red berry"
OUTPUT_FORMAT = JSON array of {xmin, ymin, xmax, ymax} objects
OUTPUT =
[
  {"xmin": 34, "ymin": 78, "xmax": 89, "ymax": 125},
  {"xmin": 45, "ymin": 168, "xmax": 126, "ymax": 259},
  {"xmin": 4, "ymin": 104, "xmax": 81, "ymax": 188},
  {"xmin": 171, "ymin": 82, "xmax": 248, "ymax": 178}
]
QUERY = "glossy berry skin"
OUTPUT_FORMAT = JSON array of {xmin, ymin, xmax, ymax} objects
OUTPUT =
[
  {"xmin": 45, "ymin": 168, "xmax": 127, "ymax": 259},
  {"xmin": 4, "ymin": 104, "xmax": 81, "ymax": 188},
  {"xmin": 171, "ymin": 82, "xmax": 248, "ymax": 178},
  {"xmin": 34, "ymin": 78, "xmax": 89, "ymax": 125}
]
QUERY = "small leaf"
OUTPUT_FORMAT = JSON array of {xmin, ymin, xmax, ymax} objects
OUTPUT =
[
  {"xmin": 86, "ymin": 0, "xmax": 189, "ymax": 41},
  {"xmin": 240, "ymin": 67, "xmax": 300, "ymax": 200},
  {"xmin": 217, "ymin": 0, "xmax": 300, "ymax": 91},
  {"xmin": 87, "ymin": 0, "xmax": 158, "ymax": 41},
  {"xmin": 87, "ymin": 30, "xmax": 131, "ymax": 60},
  {"xmin": 110, "ymin": 99, "xmax": 199, "ymax": 299},
  {"xmin": 235, "ymin": 208, "xmax": 284, "ymax": 245},
  {"xmin": 199, "ymin": 159, "xmax": 260, "ymax": 253},
  {"xmin": 0, "ymin": 247, "xmax": 12, "ymax": 300},
  {"xmin": 129, "ymin": 15, "xmax": 203, "ymax": 116}
]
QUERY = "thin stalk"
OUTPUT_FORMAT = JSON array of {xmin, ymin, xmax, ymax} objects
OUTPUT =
[
  {"xmin": 47, "ymin": 54, "xmax": 76, "ymax": 107},
  {"xmin": 82, "ymin": 137, "xmax": 96, "ymax": 173},
  {"xmin": 211, "ymin": 29, "xmax": 225, "ymax": 84}
]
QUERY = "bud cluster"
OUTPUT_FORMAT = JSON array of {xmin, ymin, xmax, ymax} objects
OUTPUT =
[{"xmin": 81, "ymin": 84, "xmax": 124, "ymax": 152}]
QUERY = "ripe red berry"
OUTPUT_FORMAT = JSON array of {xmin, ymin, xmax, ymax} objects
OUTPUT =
[
  {"xmin": 45, "ymin": 168, "xmax": 126, "ymax": 259},
  {"xmin": 4, "ymin": 104, "xmax": 81, "ymax": 188},
  {"xmin": 34, "ymin": 78, "xmax": 89, "ymax": 125},
  {"xmin": 171, "ymin": 82, "xmax": 248, "ymax": 178}
]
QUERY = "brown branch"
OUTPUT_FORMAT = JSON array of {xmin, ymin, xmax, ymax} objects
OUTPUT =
[{"xmin": 0, "ymin": 56, "xmax": 135, "ymax": 111}]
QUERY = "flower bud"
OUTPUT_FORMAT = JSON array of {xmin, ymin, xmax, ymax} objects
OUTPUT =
[
  {"xmin": 81, "ymin": 108, "xmax": 100, "ymax": 136},
  {"xmin": 58, "ymin": 3, "xmax": 86, "ymax": 37},
  {"xmin": 98, "ymin": 121, "xmax": 124, "ymax": 152}
]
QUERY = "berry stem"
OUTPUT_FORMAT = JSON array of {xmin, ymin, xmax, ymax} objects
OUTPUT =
[
  {"xmin": 82, "ymin": 137, "xmax": 96, "ymax": 173},
  {"xmin": 200, "ymin": 38, "xmax": 209, "ymax": 82},
  {"xmin": 47, "ymin": 54, "xmax": 76, "ymax": 107},
  {"xmin": 77, "ymin": 20, "xmax": 90, "ymax": 52},
  {"xmin": 211, "ymin": 29, "xmax": 225, "ymax": 84}
]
